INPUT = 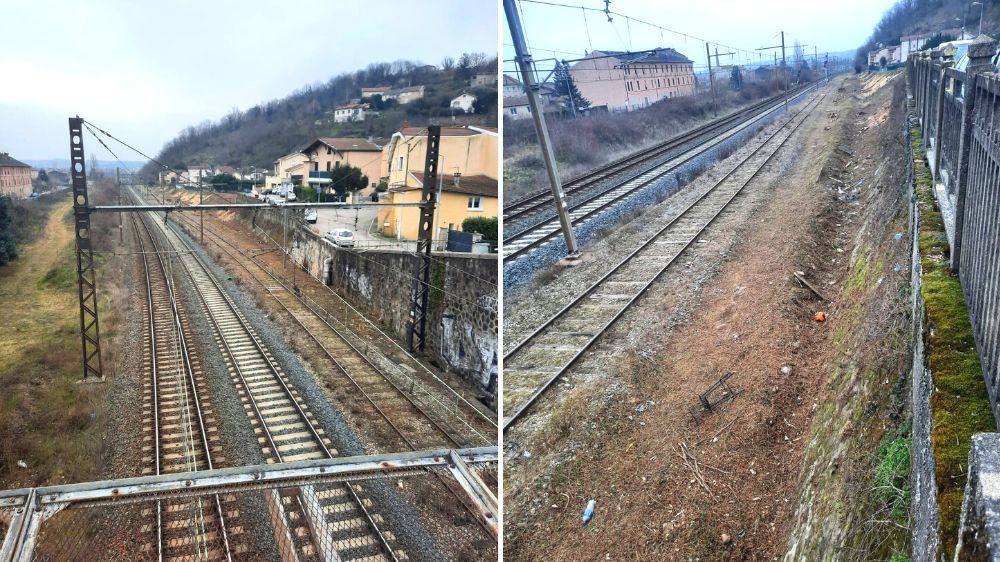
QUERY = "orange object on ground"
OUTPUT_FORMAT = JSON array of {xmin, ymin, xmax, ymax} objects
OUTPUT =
[{"xmin": 815, "ymin": 311, "xmax": 826, "ymax": 322}]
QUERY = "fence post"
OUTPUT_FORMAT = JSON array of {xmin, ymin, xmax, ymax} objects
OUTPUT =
[
  {"xmin": 925, "ymin": 50, "xmax": 942, "ymax": 153},
  {"xmin": 932, "ymin": 59, "xmax": 954, "ymax": 180},
  {"xmin": 952, "ymin": 34, "xmax": 997, "ymax": 272}
]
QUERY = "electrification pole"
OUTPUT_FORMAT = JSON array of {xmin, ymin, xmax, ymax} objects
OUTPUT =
[
  {"xmin": 706, "ymin": 42, "xmax": 717, "ymax": 116},
  {"xmin": 504, "ymin": 0, "xmax": 579, "ymax": 258}
]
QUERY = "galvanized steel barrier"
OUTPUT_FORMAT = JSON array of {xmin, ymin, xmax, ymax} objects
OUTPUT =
[
  {"xmin": 908, "ymin": 35, "xmax": 1000, "ymax": 425},
  {"xmin": 0, "ymin": 447, "xmax": 497, "ymax": 561}
]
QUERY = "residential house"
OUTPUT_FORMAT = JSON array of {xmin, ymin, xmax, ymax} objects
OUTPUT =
[
  {"xmin": 186, "ymin": 166, "xmax": 215, "ymax": 185},
  {"xmin": 569, "ymin": 48, "xmax": 696, "ymax": 112},
  {"xmin": 333, "ymin": 103, "xmax": 370, "ymax": 123},
  {"xmin": 471, "ymin": 73, "xmax": 498, "ymax": 87},
  {"xmin": 361, "ymin": 86, "xmax": 391, "ymax": 98},
  {"xmin": 158, "ymin": 170, "xmax": 182, "ymax": 185},
  {"xmin": 384, "ymin": 85, "xmax": 425, "ymax": 104},
  {"xmin": 503, "ymin": 96, "xmax": 532, "ymax": 120},
  {"xmin": 901, "ymin": 28, "xmax": 964, "ymax": 60},
  {"xmin": 451, "ymin": 92, "xmax": 477, "ymax": 113},
  {"xmin": 266, "ymin": 152, "xmax": 309, "ymax": 191},
  {"xmin": 0, "ymin": 153, "xmax": 32, "ymax": 198},
  {"xmin": 379, "ymin": 126, "xmax": 498, "ymax": 240},
  {"xmin": 868, "ymin": 44, "xmax": 902, "ymax": 67},
  {"xmin": 299, "ymin": 137, "xmax": 383, "ymax": 195},
  {"xmin": 503, "ymin": 74, "xmax": 524, "ymax": 98}
]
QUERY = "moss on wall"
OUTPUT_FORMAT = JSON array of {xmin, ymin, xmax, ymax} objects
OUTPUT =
[{"xmin": 910, "ymin": 123, "xmax": 994, "ymax": 555}]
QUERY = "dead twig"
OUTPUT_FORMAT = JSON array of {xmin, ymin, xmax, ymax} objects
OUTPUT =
[
  {"xmin": 793, "ymin": 271, "xmax": 828, "ymax": 301},
  {"xmin": 676, "ymin": 441, "xmax": 714, "ymax": 497}
]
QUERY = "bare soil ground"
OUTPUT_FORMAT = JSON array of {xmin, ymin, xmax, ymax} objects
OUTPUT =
[{"xmin": 504, "ymin": 74, "xmax": 902, "ymax": 559}]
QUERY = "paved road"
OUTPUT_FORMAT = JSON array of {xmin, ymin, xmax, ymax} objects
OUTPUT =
[{"xmin": 312, "ymin": 206, "xmax": 418, "ymax": 251}]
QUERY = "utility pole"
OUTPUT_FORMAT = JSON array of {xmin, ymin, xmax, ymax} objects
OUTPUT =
[
  {"xmin": 68, "ymin": 117, "xmax": 103, "ymax": 381},
  {"xmin": 758, "ymin": 31, "xmax": 789, "ymax": 111},
  {"xmin": 198, "ymin": 173, "xmax": 203, "ymax": 243},
  {"xmin": 706, "ymin": 42, "xmax": 718, "ymax": 116},
  {"xmin": 117, "ymin": 167, "xmax": 123, "ymax": 244},
  {"xmin": 504, "ymin": 0, "xmax": 579, "ymax": 258},
  {"xmin": 781, "ymin": 31, "xmax": 787, "ymax": 111}
]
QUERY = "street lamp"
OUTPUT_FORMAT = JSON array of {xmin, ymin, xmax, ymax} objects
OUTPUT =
[{"xmin": 974, "ymin": 1, "xmax": 984, "ymax": 36}]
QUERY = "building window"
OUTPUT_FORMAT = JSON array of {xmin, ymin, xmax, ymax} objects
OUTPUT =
[
  {"xmin": 511, "ymin": 107, "xmax": 518, "ymax": 115},
  {"xmin": 398, "ymin": 156, "xmax": 404, "ymax": 170},
  {"xmin": 468, "ymin": 196, "xmax": 482, "ymax": 210}
]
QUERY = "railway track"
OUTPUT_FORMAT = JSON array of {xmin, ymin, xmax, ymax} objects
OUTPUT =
[
  {"xmin": 133, "ymin": 191, "xmax": 406, "ymax": 561},
  {"xmin": 502, "ymin": 83, "xmax": 816, "ymax": 261},
  {"xmin": 170, "ymin": 210, "xmax": 496, "ymax": 451},
  {"xmin": 132, "ymin": 213, "xmax": 242, "ymax": 560},
  {"xmin": 503, "ymin": 91, "xmax": 826, "ymax": 431}
]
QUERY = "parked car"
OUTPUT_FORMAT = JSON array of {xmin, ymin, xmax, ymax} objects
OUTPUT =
[
  {"xmin": 30, "ymin": 192, "xmax": 39, "ymax": 198},
  {"xmin": 249, "ymin": 189, "xmax": 259, "ymax": 199},
  {"xmin": 285, "ymin": 191, "xmax": 297, "ymax": 202},
  {"xmin": 324, "ymin": 229, "xmax": 355, "ymax": 248},
  {"xmin": 304, "ymin": 209, "xmax": 317, "ymax": 223}
]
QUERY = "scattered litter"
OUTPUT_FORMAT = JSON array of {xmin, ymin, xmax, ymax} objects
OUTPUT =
[
  {"xmin": 581, "ymin": 499, "xmax": 596, "ymax": 526},
  {"xmin": 690, "ymin": 372, "xmax": 740, "ymax": 423},
  {"xmin": 780, "ymin": 365, "xmax": 794, "ymax": 376},
  {"xmin": 894, "ymin": 264, "xmax": 903, "ymax": 273},
  {"xmin": 635, "ymin": 399, "xmax": 655, "ymax": 413},
  {"xmin": 16, "ymin": 460, "xmax": 26, "ymax": 469},
  {"xmin": 721, "ymin": 533, "xmax": 732, "ymax": 545},
  {"xmin": 815, "ymin": 311, "xmax": 827, "ymax": 322},
  {"xmin": 522, "ymin": 450, "xmax": 532, "ymax": 458},
  {"xmin": 895, "ymin": 232, "xmax": 904, "ymax": 240}
]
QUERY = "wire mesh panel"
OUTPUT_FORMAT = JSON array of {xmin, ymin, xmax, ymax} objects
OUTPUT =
[
  {"xmin": 959, "ymin": 72, "xmax": 1000, "ymax": 426},
  {"xmin": 3, "ymin": 448, "xmax": 497, "ymax": 561}
]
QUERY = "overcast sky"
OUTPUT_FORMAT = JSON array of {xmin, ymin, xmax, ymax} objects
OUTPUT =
[
  {"xmin": 504, "ymin": 0, "xmax": 899, "ymax": 75},
  {"xmin": 0, "ymin": 0, "xmax": 497, "ymax": 163}
]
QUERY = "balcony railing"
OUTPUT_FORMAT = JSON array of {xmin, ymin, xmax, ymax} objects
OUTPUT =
[{"xmin": 308, "ymin": 171, "xmax": 331, "ymax": 184}]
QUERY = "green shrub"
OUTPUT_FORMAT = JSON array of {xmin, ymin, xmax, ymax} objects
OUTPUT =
[{"xmin": 462, "ymin": 216, "xmax": 497, "ymax": 242}]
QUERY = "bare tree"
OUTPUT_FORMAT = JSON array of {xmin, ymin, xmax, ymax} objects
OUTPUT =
[{"xmin": 441, "ymin": 56, "xmax": 455, "ymax": 70}]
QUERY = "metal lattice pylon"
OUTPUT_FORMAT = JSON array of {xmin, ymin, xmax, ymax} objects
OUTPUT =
[
  {"xmin": 407, "ymin": 125, "xmax": 441, "ymax": 352},
  {"xmin": 69, "ymin": 117, "xmax": 103, "ymax": 380}
]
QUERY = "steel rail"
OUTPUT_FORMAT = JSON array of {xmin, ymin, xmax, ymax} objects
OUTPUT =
[
  {"xmin": 502, "ymin": 84, "xmax": 817, "ymax": 261},
  {"xmin": 503, "ymin": 81, "xmax": 816, "ymax": 225},
  {"xmin": 171, "ymin": 211, "xmax": 475, "ymax": 449},
  {"xmin": 166, "ymin": 212, "xmax": 500, "ymax": 539},
  {"xmin": 503, "ymin": 92, "xmax": 826, "ymax": 431},
  {"xmin": 132, "ymin": 211, "xmax": 234, "ymax": 561},
  {"xmin": 136, "ymin": 189, "xmax": 399, "ymax": 562}
]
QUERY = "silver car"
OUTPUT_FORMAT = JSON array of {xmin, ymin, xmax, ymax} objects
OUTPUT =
[{"xmin": 325, "ymin": 229, "xmax": 355, "ymax": 248}]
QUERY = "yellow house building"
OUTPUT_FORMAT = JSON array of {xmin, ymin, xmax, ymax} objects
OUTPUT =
[
  {"xmin": 266, "ymin": 152, "xmax": 309, "ymax": 191},
  {"xmin": 299, "ymin": 137, "xmax": 382, "ymax": 195},
  {"xmin": 378, "ymin": 126, "xmax": 498, "ymax": 241}
]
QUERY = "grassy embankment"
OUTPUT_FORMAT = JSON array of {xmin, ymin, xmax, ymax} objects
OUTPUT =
[{"xmin": 0, "ymin": 194, "xmax": 119, "ymax": 488}]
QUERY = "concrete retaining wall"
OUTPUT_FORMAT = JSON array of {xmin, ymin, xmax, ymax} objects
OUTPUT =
[{"xmin": 242, "ymin": 206, "xmax": 498, "ymax": 401}]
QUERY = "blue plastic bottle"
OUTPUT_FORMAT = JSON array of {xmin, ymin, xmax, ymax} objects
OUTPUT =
[{"xmin": 581, "ymin": 499, "xmax": 596, "ymax": 526}]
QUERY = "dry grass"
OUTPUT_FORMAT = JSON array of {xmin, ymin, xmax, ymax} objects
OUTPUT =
[{"xmin": 0, "ymin": 181, "xmax": 128, "ymax": 488}]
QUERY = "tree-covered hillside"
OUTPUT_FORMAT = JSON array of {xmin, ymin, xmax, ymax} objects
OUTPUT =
[
  {"xmin": 856, "ymin": 0, "xmax": 1000, "ymax": 70},
  {"xmin": 142, "ymin": 53, "xmax": 498, "ymax": 180}
]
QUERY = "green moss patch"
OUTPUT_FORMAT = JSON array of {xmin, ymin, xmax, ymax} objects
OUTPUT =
[{"xmin": 910, "ymin": 122, "xmax": 995, "ymax": 555}]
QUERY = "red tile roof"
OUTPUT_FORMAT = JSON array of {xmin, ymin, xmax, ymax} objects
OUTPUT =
[
  {"xmin": 308, "ymin": 138, "xmax": 382, "ymax": 152},
  {"xmin": 394, "ymin": 172, "xmax": 497, "ymax": 197}
]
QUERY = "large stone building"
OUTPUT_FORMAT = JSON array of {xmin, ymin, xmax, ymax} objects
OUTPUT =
[
  {"xmin": 569, "ymin": 48, "xmax": 696, "ymax": 112},
  {"xmin": 378, "ymin": 126, "xmax": 498, "ymax": 240},
  {"xmin": 0, "ymin": 153, "xmax": 33, "ymax": 198}
]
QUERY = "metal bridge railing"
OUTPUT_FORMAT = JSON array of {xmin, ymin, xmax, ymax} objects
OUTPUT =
[{"xmin": 0, "ymin": 447, "xmax": 497, "ymax": 561}]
